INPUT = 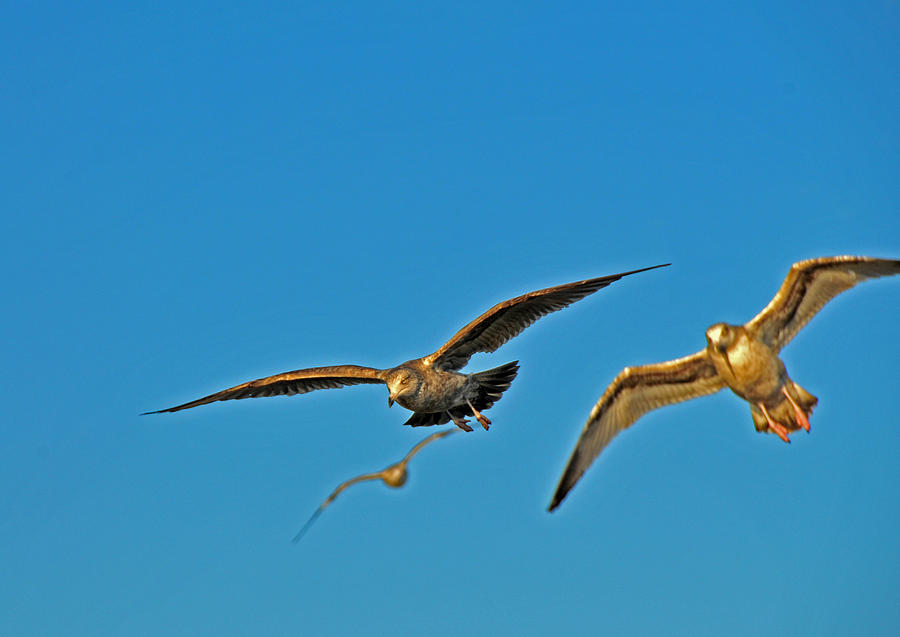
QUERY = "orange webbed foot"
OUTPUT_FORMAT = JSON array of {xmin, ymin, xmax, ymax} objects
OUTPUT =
[
  {"xmin": 782, "ymin": 387, "xmax": 811, "ymax": 432},
  {"xmin": 758, "ymin": 402, "xmax": 791, "ymax": 444},
  {"xmin": 450, "ymin": 414, "xmax": 474, "ymax": 432},
  {"xmin": 465, "ymin": 399, "xmax": 491, "ymax": 431},
  {"xmin": 769, "ymin": 420, "xmax": 791, "ymax": 443}
]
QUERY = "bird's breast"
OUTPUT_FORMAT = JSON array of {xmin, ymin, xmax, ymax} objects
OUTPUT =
[{"xmin": 719, "ymin": 334, "xmax": 786, "ymax": 402}]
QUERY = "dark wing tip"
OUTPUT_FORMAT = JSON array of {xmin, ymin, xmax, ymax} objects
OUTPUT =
[
  {"xmin": 140, "ymin": 404, "xmax": 191, "ymax": 415},
  {"xmin": 547, "ymin": 484, "xmax": 570, "ymax": 512},
  {"xmin": 618, "ymin": 263, "xmax": 671, "ymax": 277},
  {"xmin": 547, "ymin": 485, "xmax": 570, "ymax": 512},
  {"xmin": 547, "ymin": 450, "xmax": 583, "ymax": 512},
  {"xmin": 291, "ymin": 508, "xmax": 324, "ymax": 544},
  {"xmin": 591, "ymin": 262, "xmax": 670, "ymax": 287}
]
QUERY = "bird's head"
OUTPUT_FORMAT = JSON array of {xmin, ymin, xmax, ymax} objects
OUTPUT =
[
  {"xmin": 386, "ymin": 367, "xmax": 423, "ymax": 407},
  {"xmin": 705, "ymin": 323, "xmax": 736, "ymax": 352},
  {"xmin": 706, "ymin": 323, "xmax": 738, "ymax": 376}
]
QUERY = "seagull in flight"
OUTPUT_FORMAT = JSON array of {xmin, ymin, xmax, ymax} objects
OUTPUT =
[
  {"xmin": 549, "ymin": 256, "xmax": 900, "ymax": 511},
  {"xmin": 145, "ymin": 264, "xmax": 668, "ymax": 432},
  {"xmin": 292, "ymin": 429, "xmax": 457, "ymax": 543}
]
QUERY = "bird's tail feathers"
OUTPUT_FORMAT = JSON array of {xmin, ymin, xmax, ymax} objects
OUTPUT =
[
  {"xmin": 470, "ymin": 361, "xmax": 520, "ymax": 410},
  {"xmin": 750, "ymin": 382, "xmax": 818, "ymax": 433}
]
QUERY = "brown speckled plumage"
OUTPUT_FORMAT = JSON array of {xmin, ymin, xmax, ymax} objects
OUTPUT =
[{"xmin": 549, "ymin": 256, "xmax": 900, "ymax": 511}]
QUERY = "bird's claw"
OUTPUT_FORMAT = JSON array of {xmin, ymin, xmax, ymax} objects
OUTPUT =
[{"xmin": 452, "ymin": 418, "xmax": 474, "ymax": 432}]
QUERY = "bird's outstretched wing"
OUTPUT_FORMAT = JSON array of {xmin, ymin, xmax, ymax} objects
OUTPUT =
[
  {"xmin": 549, "ymin": 351, "xmax": 723, "ymax": 511},
  {"xmin": 746, "ymin": 256, "xmax": 900, "ymax": 353},
  {"xmin": 292, "ymin": 472, "xmax": 383, "ymax": 543},
  {"xmin": 144, "ymin": 365, "xmax": 385, "ymax": 414},
  {"xmin": 425, "ymin": 264, "xmax": 670, "ymax": 371},
  {"xmin": 404, "ymin": 428, "xmax": 457, "ymax": 460}
]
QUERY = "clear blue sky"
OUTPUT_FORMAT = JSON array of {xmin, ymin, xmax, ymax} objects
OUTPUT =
[{"xmin": 2, "ymin": 2, "xmax": 898, "ymax": 635}]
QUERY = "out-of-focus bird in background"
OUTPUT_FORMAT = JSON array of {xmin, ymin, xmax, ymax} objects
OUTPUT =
[{"xmin": 292, "ymin": 429, "xmax": 457, "ymax": 543}]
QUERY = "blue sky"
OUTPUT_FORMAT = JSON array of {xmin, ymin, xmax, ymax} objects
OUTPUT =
[{"xmin": 2, "ymin": 2, "xmax": 898, "ymax": 635}]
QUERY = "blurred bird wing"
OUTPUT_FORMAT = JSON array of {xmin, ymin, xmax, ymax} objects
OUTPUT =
[
  {"xmin": 292, "ymin": 471, "xmax": 384, "ymax": 543},
  {"xmin": 746, "ymin": 256, "xmax": 900, "ymax": 353},
  {"xmin": 403, "ymin": 429, "xmax": 457, "ymax": 462},
  {"xmin": 549, "ymin": 351, "xmax": 724, "ymax": 511},
  {"xmin": 425, "ymin": 264, "xmax": 669, "ymax": 371},
  {"xmin": 321, "ymin": 472, "xmax": 385, "ymax": 508},
  {"xmin": 145, "ymin": 365, "xmax": 385, "ymax": 414}
]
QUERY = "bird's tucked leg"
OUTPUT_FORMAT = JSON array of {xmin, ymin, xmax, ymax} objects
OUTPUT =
[
  {"xmin": 781, "ymin": 386, "xmax": 811, "ymax": 432},
  {"xmin": 466, "ymin": 399, "xmax": 491, "ymax": 431},
  {"xmin": 758, "ymin": 402, "xmax": 790, "ymax": 443},
  {"xmin": 448, "ymin": 412, "xmax": 474, "ymax": 432}
]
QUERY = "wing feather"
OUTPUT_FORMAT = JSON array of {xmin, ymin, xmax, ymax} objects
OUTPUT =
[
  {"xmin": 144, "ymin": 365, "xmax": 385, "ymax": 414},
  {"xmin": 402, "ymin": 411, "xmax": 453, "ymax": 427},
  {"xmin": 426, "ymin": 264, "xmax": 669, "ymax": 371},
  {"xmin": 292, "ymin": 472, "xmax": 383, "ymax": 543},
  {"xmin": 404, "ymin": 429, "xmax": 457, "ymax": 460},
  {"xmin": 548, "ymin": 351, "xmax": 723, "ymax": 511},
  {"xmin": 746, "ymin": 256, "xmax": 900, "ymax": 352}
]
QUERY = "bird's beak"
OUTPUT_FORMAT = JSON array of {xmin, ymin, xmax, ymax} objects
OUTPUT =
[
  {"xmin": 717, "ymin": 345, "xmax": 735, "ymax": 377},
  {"xmin": 388, "ymin": 396, "xmax": 394, "ymax": 408}
]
